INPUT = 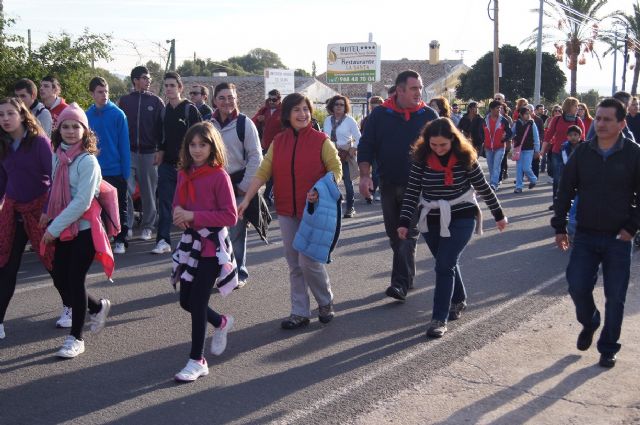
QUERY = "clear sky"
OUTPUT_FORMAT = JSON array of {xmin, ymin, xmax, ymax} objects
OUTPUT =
[{"xmin": 5, "ymin": 0, "xmax": 634, "ymax": 95}]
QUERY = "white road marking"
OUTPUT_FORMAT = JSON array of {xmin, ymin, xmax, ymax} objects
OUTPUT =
[{"xmin": 274, "ymin": 271, "xmax": 566, "ymax": 425}]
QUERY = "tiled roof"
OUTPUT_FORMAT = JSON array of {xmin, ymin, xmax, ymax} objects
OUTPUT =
[
  {"xmin": 182, "ymin": 76, "xmax": 322, "ymax": 117},
  {"xmin": 317, "ymin": 59, "xmax": 466, "ymax": 99}
]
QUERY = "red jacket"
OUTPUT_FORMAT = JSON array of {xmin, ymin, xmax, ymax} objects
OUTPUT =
[
  {"xmin": 482, "ymin": 115, "xmax": 512, "ymax": 151},
  {"xmin": 252, "ymin": 102, "xmax": 283, "ymax": 151},
  {"xmin": 49, "ymin": 97, "xmax": 68, "ymax": 129},
  {"xmin": 544, "ymin": 115, "xmax": 585, "ymax": 154},
  {"xmin": 272, "ymin": 125, "xmax": 327, "ymax": 219}
]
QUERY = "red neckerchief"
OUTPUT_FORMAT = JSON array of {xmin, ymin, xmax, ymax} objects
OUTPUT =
[
  {"xmin": 427, "ymin": 152, "xmax": 458, "ymax": 186},
  {"xmin": 177, "ymin": 164, "xmax": 221, "ymax": 205},
  {"xmin": 381, "ymin": 96, "xmax": 427, "ymax": 121},
  {"xmin": 213, "ymin": 109, "xmax": 238, "ymax": 128}
]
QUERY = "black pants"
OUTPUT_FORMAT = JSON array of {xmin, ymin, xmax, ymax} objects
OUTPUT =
[
  {"xmin": 53, "ymin": 229, "xmax": 101, "ymax": 340},
  {"xmin": 532, "ymin": 156, "xmax": 540, "ymax": 178},
  {"xmin": 179, "ymin": 258, "xmax": 223, "ymax": 360},
  {"xmin": 499, "ymin": 150, "xmax": 509, "ymax": 181},
  {"xmin": 103, "ymin": 175, "xmax": 129, "ymax": 243},
  {"xmin": 379, "ymin": 178, "xmax": 419, "ymax": 294},
  {"xmin": 0, "ymin": 222, "xmax": 68, "ymax": 323}
]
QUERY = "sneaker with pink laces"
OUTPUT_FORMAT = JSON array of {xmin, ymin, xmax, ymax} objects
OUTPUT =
[
  {"xmin": 174, "ymin": 358, "xmax": 209, "ymax": 382},
  {"xmin": 211, "ymin": 315, "xmax": 234, "ymax": 355}
]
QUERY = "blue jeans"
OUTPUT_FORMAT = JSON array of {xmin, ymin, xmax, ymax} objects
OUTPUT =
[
  {"xmin": 341, "ymin": 160, "xmax": 354, "ymax": 210},
  {"xmin": 422, "ymin": 218, "xmax": 476, "ymax": 322},
  {"xmin": 552, "ymin": 153, "xmax": 564, "ymax": 202},
  {"xmin": 515, "ymin": 150, "xmax": 538, "ymax": 190},
  {"xmin": 567, "ymin": 196, "xmax": 578, "ymax": 238},
  {"xmin": 228, "ymin": 210, "xmax": 249, "ymax": 281},
  {"xmin": 566, "ymin": 230, "xmax": 632, "ymax": 354},
  {"xmin": 485, "ymin": 148, "xmax": 505, "ymax": 188},
  {"xmin": 157, "ymin": 162, "xmax": 177, "ymax": 244}
]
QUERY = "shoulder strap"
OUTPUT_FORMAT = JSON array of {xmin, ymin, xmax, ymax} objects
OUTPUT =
[
  {"xmin": 236, "ymin": 113, "xmax": 246, "ymax": 143},
  {"xmin": 34, "ymin": 104, "xmax": 45, "ymax": 118}
]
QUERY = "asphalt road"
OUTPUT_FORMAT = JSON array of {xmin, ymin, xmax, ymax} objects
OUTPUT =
[{"xmin": 1, "ymin": 175, "xmax": 624, "ymax": 425}]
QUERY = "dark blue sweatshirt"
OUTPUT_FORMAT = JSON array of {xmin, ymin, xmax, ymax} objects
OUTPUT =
[{"xmin": 358, "ymin": 104, "xmax": 438, "ymax": 186}]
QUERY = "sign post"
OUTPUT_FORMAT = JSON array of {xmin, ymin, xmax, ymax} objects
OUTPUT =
[
  {"xmin": 264, "ymin": 69, "xmax": 295, "ymax": 98},
  {"xmin": 326, "ymin": 42, "xmax": 381, "ymax": 84}
]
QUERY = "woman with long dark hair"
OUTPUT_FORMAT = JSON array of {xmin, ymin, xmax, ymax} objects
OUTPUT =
[
  {"xmin": 397, "ymin": 118, "xmax": 507, "ymax": 338},
  {"xmin": 0, "ymin": 97, "xmax": 68, "ymax": 339}
]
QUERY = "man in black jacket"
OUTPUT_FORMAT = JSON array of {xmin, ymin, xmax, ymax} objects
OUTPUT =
[{"xmin": 551, "ymin": 98, "xmax": 640, "ymax": 369}]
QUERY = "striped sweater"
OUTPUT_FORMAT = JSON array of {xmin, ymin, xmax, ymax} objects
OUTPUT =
[{"xmin": 399, "ymin": 159, "xmax": 504, "ymax": 228}]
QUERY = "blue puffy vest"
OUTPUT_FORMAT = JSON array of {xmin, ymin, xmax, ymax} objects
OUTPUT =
[{"xmin": 293, "ymin": 172, "xmax": 342, "ymax": 263}]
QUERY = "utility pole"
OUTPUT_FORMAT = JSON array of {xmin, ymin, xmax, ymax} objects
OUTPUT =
[
  {"xmin": 166, "ymin": 39, "xmax": 176, "ymax": 71},
  {"xmin": 27, "ymin": 29, "xmax": 32, "ymax": 57},
  {"xmin": 622, "ymin": 25, "xmax": 629, "ymax": 91},
  {"xmin": 488, "ymin": 0, "xmax": 500, "ymax": 95},
  {"xmin": 367, "ymin": 32, "xmax": 373, "ymax": 113},
  {"xmin": 612, "ymin": 29, "xmax": 618, "ymax": 95},
  {"xmin": 533, "ymin": 0, "xmax": 544, "ymax": 104}
]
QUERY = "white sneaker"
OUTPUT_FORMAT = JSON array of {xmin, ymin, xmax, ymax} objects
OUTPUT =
[
  {"xmin": 89, "ymin": 299, "xmax": 111, "ymax": 334},
  {"xmin": 56, "ymin": 306, "xmax": 72, "ymax": 328},
  {"xmin": 151, "ymin": 239, "xmax": 171, "ymax": 254},
  {"xmin": 56, "ymin": 335, "xmax": 85, "ymax": 358},
  {"xmin": 114, "ymin": 242, "xmax": 126, "ymax": 254},
  {"xmin": 174, "ymin": 358, "xmax": 209, "ymax": 382},
  {"xmin": 127, "ymin": 229, "xmax": 133, "ymax": 239},
  {"xmin": 211, "ymin": 315, "xmax": 234, "ymax": 355},
  {"xmin": 140, "ymin": 228, "xmax": 153, "ymax": 241},
  {"xmin": 0, "ymin": 323, "xmax": 5, "ymax": 339}
]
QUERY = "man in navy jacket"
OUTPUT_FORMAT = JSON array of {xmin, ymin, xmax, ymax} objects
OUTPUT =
[
  {"xmin": 358, "ymin": 70, "xmax": 438, "ymax": 301},
  {"xmin": 552, "ymin": 98, "xmax": 640, "ymax": 369}
]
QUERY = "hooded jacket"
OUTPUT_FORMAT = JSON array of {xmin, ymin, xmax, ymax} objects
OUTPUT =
[
  {"xmin": 118, "ymin": 91, "xmax": 164, "ymax": 154},
  {"xmin": 358, "ymin": 97, "xmax": 438, "ymax": 186},
  {"xmin": 86, "ymin": 100, "xmax": 131, "ymax": 179}
]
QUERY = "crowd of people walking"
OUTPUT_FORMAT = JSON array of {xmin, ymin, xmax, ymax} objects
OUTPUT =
[{"xmin": 0, "ymin": 65, "xmax": 638, "ymax": 380}]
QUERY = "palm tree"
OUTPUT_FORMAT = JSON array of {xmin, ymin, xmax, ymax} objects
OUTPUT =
[
  {"xmin": 614, "ymin": 1, "xmax": 640, "ymax": 95},
  {"xmin": 526, "ymin": 0, "xmax": 609, "ymax": 96}
]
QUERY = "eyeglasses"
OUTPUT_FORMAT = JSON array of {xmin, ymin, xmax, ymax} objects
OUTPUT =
[
  {"xmin": 268, "ymin": 97, "xmax": 279, "ymax": 102},
  {"xmin": 189, "ymin": 92, "xmax": 202, "ymax": 96}
]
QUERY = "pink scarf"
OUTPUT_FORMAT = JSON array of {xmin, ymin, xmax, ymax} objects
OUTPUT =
[{"xmin": 47, "ymin": 142, "xmax": 85, "ymax": 239}]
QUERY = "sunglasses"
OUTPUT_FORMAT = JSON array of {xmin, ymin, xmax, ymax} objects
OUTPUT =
[
  {"xmin": 268, "ymin": 97, "xmax": 279, "ymax": 102},
  {"xmin": 334, "ymin": 103, "xmax": 345, "ymax": 107},
  {"xmin": 189, "ymin": 91, "xmax": 202, "ymax": 96}
]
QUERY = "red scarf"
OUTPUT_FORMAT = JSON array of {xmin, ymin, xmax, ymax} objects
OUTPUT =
[
  {"xmin": 0, "ymin": 193, "xmax": 54, "ymax": 271},
  {"xmin": 213, "ymin": 109, "xmax": 238, "ymax": 128},
  {"xmin": 381, "ymin": 96, "xmax": 427, "ymax": 121},
  {"xmin": 176, "ymin": 164, "xmax": 220, "ymax": 206},
  {"xmin": 427, "ymin": 152, "xmax": 458, "ymax": 186},
  {"xmin": 47, "ymin": 142, "xmax": 86, "ymax": 239}
]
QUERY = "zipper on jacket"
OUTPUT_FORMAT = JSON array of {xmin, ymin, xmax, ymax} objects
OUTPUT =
[
  {"xmin": 291, "ymin": 132, "xmax": 299, "ymax": 217},
  {"xmin": 136, "ymin": 93, "xmax": 142, "ymax": 153}
]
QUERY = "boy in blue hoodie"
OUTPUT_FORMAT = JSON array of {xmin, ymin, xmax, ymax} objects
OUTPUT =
[
  {"xmin": 86, "ymin": 77, "xmax": 131, "ymax": 254},
  {"xmin": 561, "ymin": 125, "xmax": 583, "ymax": 239}
]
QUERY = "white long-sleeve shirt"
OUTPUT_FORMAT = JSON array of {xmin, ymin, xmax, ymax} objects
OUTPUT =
[{"xmin": 323, "ymin": 115, "xmax": 361, "ymax": 149}]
